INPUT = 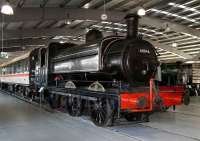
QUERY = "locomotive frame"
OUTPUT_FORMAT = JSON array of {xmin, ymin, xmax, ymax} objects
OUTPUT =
[{"xmin": 0, "ymin": 45, "xmax": 155, "ymax": 126}]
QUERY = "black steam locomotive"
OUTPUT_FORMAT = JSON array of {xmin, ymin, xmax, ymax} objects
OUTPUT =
[{"xmin": 0, "ymin": 14, "xmax": 159, "ymax": 126}]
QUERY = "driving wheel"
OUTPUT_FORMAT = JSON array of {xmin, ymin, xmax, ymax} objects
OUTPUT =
[
  {"xmin": 67, "ymin": 96, "xmax": 83, "ymax": 116},
  {"xmin": 90, "ymin": 99, "xmax": 114, "ymax": 127}
]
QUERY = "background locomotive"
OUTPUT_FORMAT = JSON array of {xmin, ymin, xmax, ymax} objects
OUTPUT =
[{"xmin": 0, "ymin": 14, "xmax": 160, "ymax": 126}]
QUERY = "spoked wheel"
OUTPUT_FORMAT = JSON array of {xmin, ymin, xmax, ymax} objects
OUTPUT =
[
  {"xmin": 67, "ymin": 96, "xmax": 83, "ymax": 116},
  {"xmin": 124, "ymin": 113, "xmax": 142, "ymax": 121},
  {"xmin": 90, "ymin": 99, "xmax": 114, "ymax": 127},
  {"xmin": 60, "ymin": 96, "xmax": 67, "ymax": 109},
  {"xmin": 48, "ymin": 94, "xmax": 55, "ymax": 109},
  {"xmin": 56, "ymin": 96, "xmax": 68, "ymax": 112},
  {"xmin": 24, "ymin": 87, "xmax": 29, "ymax": 97}
]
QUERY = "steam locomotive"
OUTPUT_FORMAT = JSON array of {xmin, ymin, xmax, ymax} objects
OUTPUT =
[{"xmin": 0, "ymin": 14, "xmax": 187, "ymax": 126}]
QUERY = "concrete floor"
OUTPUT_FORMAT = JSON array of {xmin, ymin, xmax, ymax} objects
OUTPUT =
[
  {"xmin": 111, "ymin": 98, "xmax": 200, "ymax": 141},
  {"xmin": 0, "ymin": 92, "xmax": 200, "ymax": 141},
  {"xmin": 0, "ymin": 93, "xmax": 137, "ymax": 141}
]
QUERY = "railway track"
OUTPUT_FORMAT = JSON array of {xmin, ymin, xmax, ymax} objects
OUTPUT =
[{"xmin": 109, "ymin": 123, "xmax": 200, "ymax": 141}]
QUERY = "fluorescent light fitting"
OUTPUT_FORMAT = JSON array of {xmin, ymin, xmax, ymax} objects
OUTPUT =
[
  {"xmin": 65, "ymin": 19, "xmax": 71, "ymax": 25},
  {"xmin": 168, "ymin": 2, "xmax": 200, "ymax": 14},
  {"xmin": 113, "ymin": 23, "xmax": 126, "ymax": 27},
  {"xmin": 185, "ymin": 61, "xmax": 200, "ymax": 64},
  {"xmin": 92, "ymin": 25, "xmax": 103, "ymax": 28},
  {"xmin": 139, "ymin": 27, "xmax": 164, "ymax": 35},
  {"xmin": 137, "ymin": 7, "xmax": 146, "ymax": 16},
  {"xmin": 85, "ymin": 28, "xmax": 90, "ymax": 33},
  {"xmin": 83, "ymin": 3, "xmax": 90, "ymax": 9},
  {"xmin": 172, "ymin": 42, "xmax": 177, "ymax": 47},
  {"xmin": 101, "ymin": 21, "xmax": 112, "ymax": 24},
  {"xmin": 0, "ymin": 52, "xmax": 8, "ymax": 58},
  {"xmin": 149, "ymin": 9, "xmax": 199, "ymax": 24},
  {"xmin": 159, "ymin": 54, "xmax": 177, "ymax": 58},
  {"xmin": 59, "ymin": 41, "xmax": 66, "ymax": 44},
  {"xmin": 1, "ymin": 3, "xmax": 14, "ymax": 15},
  {"xmin": 159, "ymin": 56, "xmax": 181, "ymax": 60},
  {"xmin": 187, "ymin": 51, "xmax": 200, "ymax": 55},
  {"xmin": 101, "ymin": 13, "xmax": 108, "ymax": 21}
]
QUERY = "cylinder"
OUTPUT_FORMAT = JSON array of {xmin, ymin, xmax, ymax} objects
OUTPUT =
[{"xmin": 125, "ymin": 14, "xmax": 139, "ymax": 39}]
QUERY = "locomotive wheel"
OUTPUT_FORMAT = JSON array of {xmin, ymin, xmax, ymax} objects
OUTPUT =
[
  {"xmin": 90, "ymin": 99, "xmax": 114, "ymax": 127},
  {"xmin": 48, "ymin": 94, "xmax": 55, "ymax": 109},
  {"xmin": 124, "ymin": 113, "xmax": 142, "ymax": 121},
  {"xmin": 67, "ymin": 96, "xmax": 83, "ymax": 117},
  {"xmin": 48, "ymin": 94, "xmax": 60, "ymax": 109},
  {"xmin": 24, "ymin": 88, "xmax": 28, "ymax": 97},
  {"xmin": 60, "ymin": 96, "xmax": 67, "ymax": 109}
]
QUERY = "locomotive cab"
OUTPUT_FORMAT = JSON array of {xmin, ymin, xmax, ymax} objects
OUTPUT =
[{"xmin": 31, "ymin": 48, "xmax": 48, "ymax": 87}]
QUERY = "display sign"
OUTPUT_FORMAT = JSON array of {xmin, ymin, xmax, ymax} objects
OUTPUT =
[{"xmin": 0, "ymin": 52, "xmax": 8, "ymax": 58}]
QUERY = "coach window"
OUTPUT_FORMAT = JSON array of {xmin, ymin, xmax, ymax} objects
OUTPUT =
[
  {"xmin": 21, "ymin": 60, "xmax": 25, "ymax": 73},
  {"xmin": 10, "ymin": 65, "xmax": 12, "ymax": 74},
  {"xmin": 7, "ymin": 66, "xmax": 9, "ymax": 74},
  {"xmin": 7, "ymin": 66, "xmax": 10, "ymax": 74},
  {"xmin": 14, "ymin": 63, "xmax": 16, "ymax": 74},
  {"xmin": 21, "ymin": 61, "xmax": 23, "ymax": 73},
  {"xmin": 4, "ymin": 67, "xmax": 7, "ymax": 74},
  {"xmin": 20, "ymin": 61, "xmax": 23, "ymax": 73},
  {"xmin": 12, "ymin": 65, "xmax": 13, "ymax": 74},
  {"xmin": 12, "ymin": 64, "xmax": 14, "ymax": 74},
  {"xmin": 16, "ymin": 62, "xmax": 18, "ymax": 73},
  {"xmin": 9, "ymin": 65, "xmax": 11, "ymax": 74},
  {"xmin": 4, "ymin": 67, "xmax": 6, "ymax": 74},
  {"xmin": 5, "ymin": 66, "xmax": 8, "ymax": 74},
  {"xmin": 19, "ymin": 61, "xmax": 21, "ymax": 73},
  {"xmin": 11, "ymin": 65, "xmax": 13, "ymax": 74},
  {"xmin": 24, "ymin": 60, "xmax": 27, "ymax": 72},
  {"xmin": 24, "ymin": 60, "xmax": 26, "ymax": 72},
  {"xmin": 3, "ymin": 67, "xmax": 6, "ymax": 75},
  {"xmin": 10, "ymin": 65, "xmax": 11, "ymax": 74},
  {"xmin": 6, "ymin": 66, "xmax": 8, "ymax": 74},
  {"xmin": 25, "ymin": 60, "xmax": 28, "ymax": 72},
  {"xmin": 16, "ymin": 62, "xmax": 20, "ymax": 73}
]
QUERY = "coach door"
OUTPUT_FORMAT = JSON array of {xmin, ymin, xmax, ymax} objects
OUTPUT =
[{"xmin": 39, "ymin": 48, "xmax": 47, "ymax": 86}]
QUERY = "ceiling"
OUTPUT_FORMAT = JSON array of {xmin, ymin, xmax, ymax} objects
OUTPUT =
[{"xmin": 0, "ymin": 0, "xmax": 200, "ymax": 64}]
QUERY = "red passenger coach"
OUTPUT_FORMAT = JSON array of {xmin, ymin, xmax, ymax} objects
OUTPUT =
[
  {"xmin": 120, "ymin": 79, "xmax": 190, "ymax": 114},
  {"xmin": 159, "ymin": 85, "xmax": 190, "ymax": 109}
]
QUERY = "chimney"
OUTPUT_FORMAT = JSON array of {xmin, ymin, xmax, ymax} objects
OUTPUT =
[{"xmin": 125, "ymin": 14, "xmax": 139, "ymax": 39}]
